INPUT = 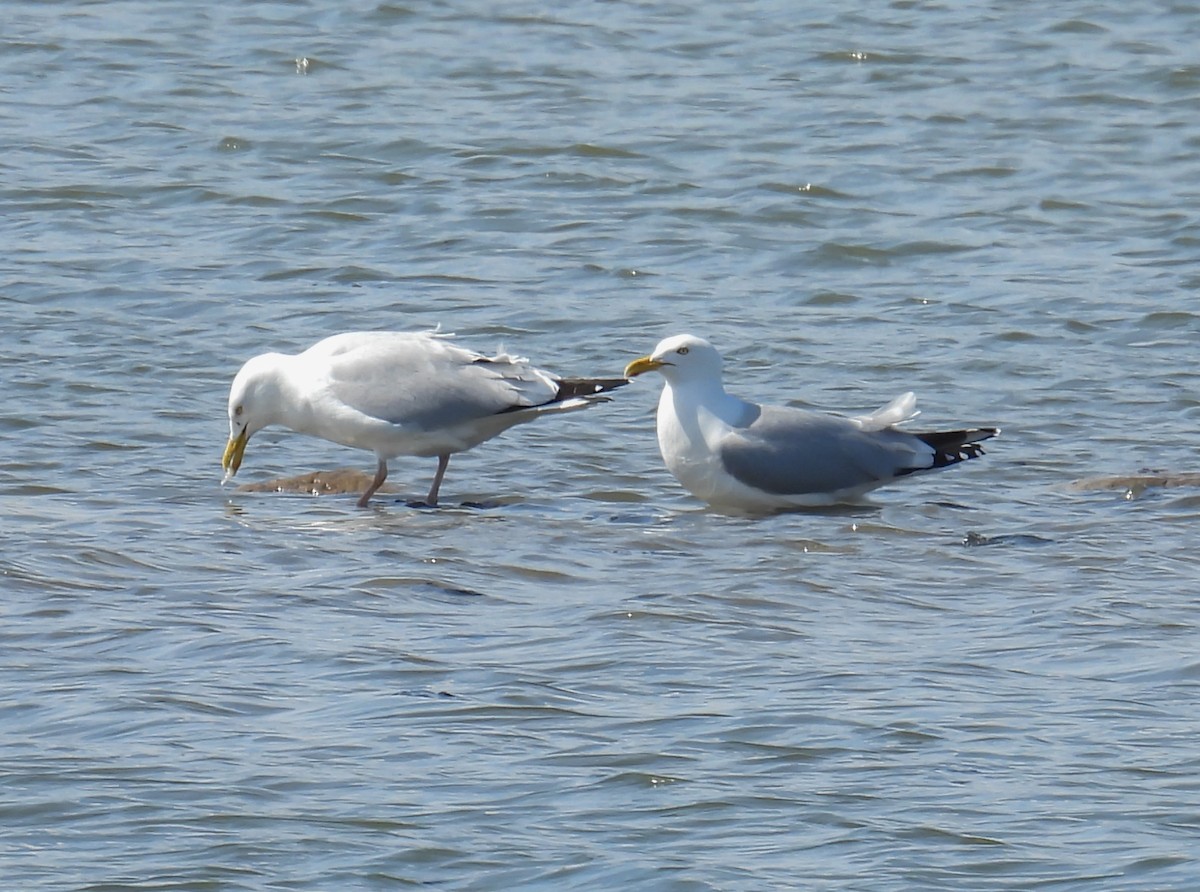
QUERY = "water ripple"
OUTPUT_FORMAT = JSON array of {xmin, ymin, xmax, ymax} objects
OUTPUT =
[{"xmin": 4, "ymin": 0, "xmax": 1200, "ymax": 888}]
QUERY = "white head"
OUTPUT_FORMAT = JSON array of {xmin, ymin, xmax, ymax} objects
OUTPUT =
[
  {"xmin": 624, "ymin": 334, "xmax": 725, "ymax": 387},
  {"xmin": 222, "ymin": 353, "xmax": 287, "ymax": 479}
]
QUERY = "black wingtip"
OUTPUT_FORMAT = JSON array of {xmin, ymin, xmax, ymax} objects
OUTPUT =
[
  {"xmin": 916, "ymin": 427, "xmax": 999, "ymax": 469},
  {"xmin": 554, "ymin": 377, "xmax": 631, "ymax": 402}
]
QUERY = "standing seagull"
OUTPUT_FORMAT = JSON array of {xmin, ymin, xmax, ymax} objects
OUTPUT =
[
  {"xmin": 624, "ymin": 334, "xmax": 998, "ymax": 512},
  {"xmin": 223, "ymin": 330, "xmax": 628, "ymax": 507}
]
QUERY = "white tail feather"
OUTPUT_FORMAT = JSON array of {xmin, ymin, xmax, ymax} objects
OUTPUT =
[{"xmin": 851, "ymin": 391, "xmax": 919, "ymax": 431}]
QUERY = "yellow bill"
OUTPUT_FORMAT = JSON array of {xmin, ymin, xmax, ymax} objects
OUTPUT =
[
  {"xmin": 222, "ymin": 427, "xmax": 249, "ymax": 480},
  {"xmin": 624, "ymin": 356, "xmax": 667, "ymax": 378}
]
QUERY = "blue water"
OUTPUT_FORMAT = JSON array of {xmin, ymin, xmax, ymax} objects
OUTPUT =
[{"xmin": 3, "ymin": 1, "xmax": 1200, "ymax": 889}]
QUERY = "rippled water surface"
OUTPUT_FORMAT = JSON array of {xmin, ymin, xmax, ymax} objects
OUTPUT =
[{"xmin": 4, "ymin": 1, "xmax": 1200, "ymax": 889}]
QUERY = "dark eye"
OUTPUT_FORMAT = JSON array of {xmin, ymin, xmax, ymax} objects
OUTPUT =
[
  {"xmin": 677, "ymin": 347, "xmax": 689, "ymax": 355},
  {"xmin": 235, "ymin": 405, "xmax": 244, "ymax": 417}
]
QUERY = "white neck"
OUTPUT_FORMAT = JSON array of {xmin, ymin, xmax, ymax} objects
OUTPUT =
[{"xmin": 654, "ymin": 379, "xmax": 748, "ymax": 503}]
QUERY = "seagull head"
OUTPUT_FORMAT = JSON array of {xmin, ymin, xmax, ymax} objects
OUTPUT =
[
  {"xmin": 222, "ymin": 353, "xmax": 285, "ymax": 480},
  {"xmin": 624, "ymin": 334, "xmax": 724, "ymax": 386}
]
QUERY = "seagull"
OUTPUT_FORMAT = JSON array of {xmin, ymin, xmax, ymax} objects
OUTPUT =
[
  {"xmin": 223, "ymin": 330, "xmax": 628, "ymax": 507},
  {"xmin": 624, "ymin": 334, "xmax": 998, "ymax": 512}
]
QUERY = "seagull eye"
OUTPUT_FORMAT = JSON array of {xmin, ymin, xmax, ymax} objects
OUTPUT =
[
  {"xmin": 677, "ymin": 347, "xmax": 689, "ymax": 355},
  {"xmin": 235, "ymin": 405, "xmax": 244, "ymax": 417}
]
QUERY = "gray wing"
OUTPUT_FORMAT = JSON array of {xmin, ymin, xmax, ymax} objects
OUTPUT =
[
  {"xmin": 318, "ymin": 333, "xmax": 559, "ymax": 430},
  {"xmin": 719, "ymin": 405, "xmax": 930, "ymax": 496}
]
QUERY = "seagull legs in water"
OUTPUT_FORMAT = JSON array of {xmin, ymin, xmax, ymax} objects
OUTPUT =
[
  {"xmin": 359, "ymin": 459, "xmax": 389, "ymax": 509},
  {"xmin": 357, "ymin": 452, "xmax": 449, "ymax": 508},
  {"xmin": 425, "ymin": 454, "xmax": 450, "ymax": 507}
]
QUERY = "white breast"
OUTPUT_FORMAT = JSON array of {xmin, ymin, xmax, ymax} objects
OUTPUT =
[{"xmin": 656, "ymin": 384, "xmax": 753, "ymax": 504}]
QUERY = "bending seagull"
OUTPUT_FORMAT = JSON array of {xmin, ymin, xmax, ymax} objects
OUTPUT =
[
  {"xmin": 624, "ymin": 334, "xmax": 998, "ymax": 512},
  {"xmin": 223, "ymin": 330, "xmax": 628, "ymax": 507}
]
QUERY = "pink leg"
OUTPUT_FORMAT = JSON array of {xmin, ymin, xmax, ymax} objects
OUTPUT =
[
  {"xmin": 425, "ymin": 454, "xmax": 450, "ymax": 507},
  {"xmin": 357, "ymin": 458, "xmax": 388, "ymax": 508}
]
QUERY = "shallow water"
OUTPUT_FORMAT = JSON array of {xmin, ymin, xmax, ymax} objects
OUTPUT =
[{"xmin": 4, "ymin": 1, "xmax": 1200, "ymax": 889}]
